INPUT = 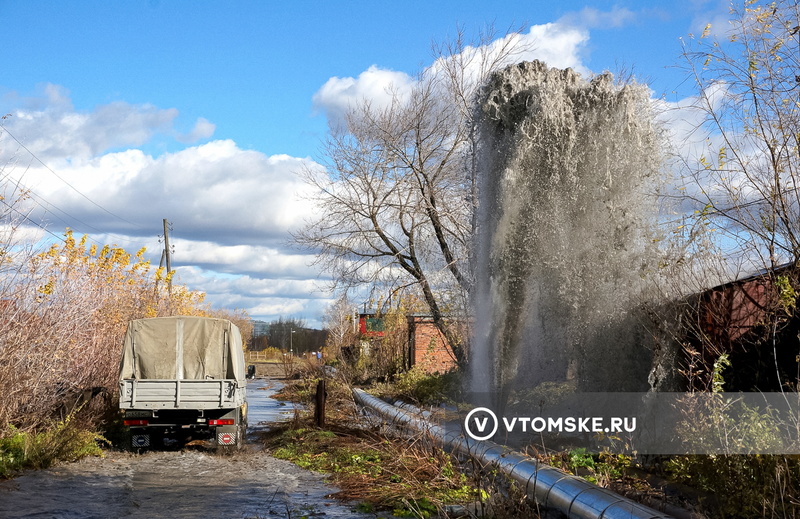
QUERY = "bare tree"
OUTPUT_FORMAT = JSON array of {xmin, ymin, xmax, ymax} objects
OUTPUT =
[
  {"xmin": 264, "ymin": 317, "xmax": 324, "ymax": 355},
  {"xmin": 677, "ymin": 1, "xmax": 800, "ymax": 271},
  {"xmin": 295, "ymin": 28, "xmax": 531, "ymax": 366},
  {"xmin": 322, "ymin": 294, "xmax": 357, "ymax": 356},
  {"xmin": 665, "ymin": 0, "xmax": 800, "ymax": 390}
]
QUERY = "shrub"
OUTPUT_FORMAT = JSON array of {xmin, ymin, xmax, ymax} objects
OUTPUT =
[
  {"xmin": 0, "ymin": 416, "xmax": 104, "ymax": 478},
  {"xmin": 387, "ymin": 367, "xmax": 461, "ymax": 405}
]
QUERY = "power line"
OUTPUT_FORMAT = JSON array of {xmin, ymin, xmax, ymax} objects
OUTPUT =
[
  {"xmin": 0, "ymin": 196, "xmax": 69, "ymax": 244},
  {"xmin": 0, "ymin": 124, "xmax": 148, "ymax": 245},
  {"xmin": 2, "ymin": 170, "xmax": 123, "ymax": 239},
  {"xmin": 0, "ymin": 127, "xmax": 166, "ymax": 275},
  {"xmin": 0, "ymin": 124, "xmax": 146, "ymax": 233}
]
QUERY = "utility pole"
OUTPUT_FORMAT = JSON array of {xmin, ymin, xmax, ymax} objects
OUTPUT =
[{"xmin": 162, "ymin": 219, "xmax": 173, "ymax": 297}]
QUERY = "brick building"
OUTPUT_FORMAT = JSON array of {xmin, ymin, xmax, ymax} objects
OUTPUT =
[
  {"xmin": 353, "ymin": 310, "xmax": 457, "ymax": 374},
  {"xmin": 687, "ymin": 263, "xmax": 800, "ymax": 391},
  {"xmin": 406, "ymin": 314, "xmax": 457, "ymax": 374}
]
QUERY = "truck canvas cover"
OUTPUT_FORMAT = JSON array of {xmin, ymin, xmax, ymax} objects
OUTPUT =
[{"xmin": 119, "ymin": 316, "xmax": 245, "ymax": 383}]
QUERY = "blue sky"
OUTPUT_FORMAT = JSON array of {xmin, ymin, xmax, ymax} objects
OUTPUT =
[{"xmin": 0, "ymin": 1, "xmax": 730, "ymax": 327}]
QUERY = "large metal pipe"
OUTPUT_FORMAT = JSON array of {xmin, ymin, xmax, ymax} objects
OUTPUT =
[{"xmin": 352, "ymin": 388, "xmax": 676, "ymax": 519}]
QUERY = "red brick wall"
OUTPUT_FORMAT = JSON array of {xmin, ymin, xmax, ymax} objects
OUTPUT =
[{"xmin": 408, "ymin": 317, "xmax": 456, "ymax": 374}]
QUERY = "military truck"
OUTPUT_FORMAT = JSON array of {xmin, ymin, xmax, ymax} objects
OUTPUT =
[{"xmin": 118, "ymin": 316, "xmax": 247, "ymax": 449}]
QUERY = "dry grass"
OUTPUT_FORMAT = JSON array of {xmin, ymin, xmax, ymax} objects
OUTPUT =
[
  {"xmin": 260, "ymin": 373, "xmax": 552, "ymax": 518},
  {"xmin": 259, "ymin": 376, "xmax": 483, "ymax": 517},
  {"xmin": 261, "ymin": 418, "xmax": 481, "ymax": 517}
]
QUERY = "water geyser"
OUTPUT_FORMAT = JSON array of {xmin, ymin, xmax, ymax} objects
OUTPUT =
[{"xmin": 471, "ymin": 61, "xmax": 663, "ymax": 403}]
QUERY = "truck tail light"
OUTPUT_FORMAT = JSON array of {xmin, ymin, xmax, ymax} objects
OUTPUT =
[
  {"xmin": 208, "ymin": 419, "xmax": 235, "ymax": 426},
  {"xmin": 123, "ymin": 419, "xmax": 149, "ymax": 426}
]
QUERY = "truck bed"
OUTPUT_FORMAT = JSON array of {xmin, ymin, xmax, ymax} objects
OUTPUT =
[{"xmin": 119, "ymin": 379, "xmax": 245, "ymax": 410}]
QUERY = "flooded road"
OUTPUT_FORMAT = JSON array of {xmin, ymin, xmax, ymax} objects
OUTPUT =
[
  {"xmin": 245, "ymin": 378, "xmax": 301, "ymax": 433},
  {"xmin": 0, "ymin": 379, "xmax": 377, "ymax": 519}
]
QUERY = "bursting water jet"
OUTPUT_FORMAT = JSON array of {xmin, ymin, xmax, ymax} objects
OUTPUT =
[{"xmin": 471, "ymin": 61, "xmax": 663, "ymax": 405}]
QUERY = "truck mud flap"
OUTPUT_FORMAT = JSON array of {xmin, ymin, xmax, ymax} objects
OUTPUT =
[
  {"xmin": 131, "ymin": 434, "xmax": 150, "ymax": 448},
  {"xmin": 217, "ymin": 431, "xmax": 237, "ymax": 446},
  {"xmin": 216, "ymin": 424, "xmax": 240, "ymax": 446}
]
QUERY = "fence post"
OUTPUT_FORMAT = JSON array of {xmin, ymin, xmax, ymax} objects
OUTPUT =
[{"xmin": 314, "ymin": 379, "xmax": 326, "ymax": 427}]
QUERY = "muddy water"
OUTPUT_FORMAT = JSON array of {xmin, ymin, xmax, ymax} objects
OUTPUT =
[
  {"xmin": 0, "ymin": 379, "xmax": 377, "ymax": 519},
  {"xmin": 245, "ymin": 378, "xmax": 300, "ymax": 433}
]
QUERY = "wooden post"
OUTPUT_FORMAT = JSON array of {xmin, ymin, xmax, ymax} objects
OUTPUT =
[{"xmin": 314, "ymin": 379, "xmax": 326, "ymax": 427}]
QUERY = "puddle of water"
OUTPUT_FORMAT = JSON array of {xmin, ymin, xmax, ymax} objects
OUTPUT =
[
  {"xmin": 245, "ymin": 378, "xmax": 301, "ymax": 432},
  {"xmin": 0, "ymin": 450, "xmax": 379, "ymax": 518}
]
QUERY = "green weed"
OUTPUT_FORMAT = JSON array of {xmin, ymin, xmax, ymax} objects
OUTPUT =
[
  {"xmin": 263, "ymin": 421, "xmax": 480, "ymax": 516},
  {"xmin": 0, "ymin": 417, "xmax": 104, "ymax": 478},
  {"xmin": 378, "ymin": 367, "xmax": 461, "ymax": 405}
]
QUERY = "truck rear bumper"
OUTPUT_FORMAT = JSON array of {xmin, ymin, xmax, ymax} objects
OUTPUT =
[{"xmin": 123, "ymin": 407, "xmax": 245, "ymax": 449}]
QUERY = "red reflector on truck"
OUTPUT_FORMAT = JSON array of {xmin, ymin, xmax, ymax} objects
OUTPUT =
[
  {"xmin": 123, "ymin": 419, "xmax": 149, "ymax": 426},
  {"xmin": 208, "ymin": 419, "xmax": 235, "ymax": 426}
]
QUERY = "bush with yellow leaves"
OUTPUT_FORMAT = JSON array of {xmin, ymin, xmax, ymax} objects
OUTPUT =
[{"xmin": 0, "ymin": 229, "xmax": 235, "ymax": 433}]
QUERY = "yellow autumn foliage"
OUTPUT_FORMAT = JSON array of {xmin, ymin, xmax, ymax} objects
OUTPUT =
[{"xmin": 0, "ymin": 229, "xmax": 241, "ymax": 432}]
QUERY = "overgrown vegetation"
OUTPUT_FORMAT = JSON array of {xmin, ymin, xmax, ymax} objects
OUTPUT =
[
  {"xmin": 328, "ymin": 341, "xmax": 800, "ymax": 517},
  {"xmin": 658, "ymin": 354, "xmax": 800, "ymax": 517},
  {"xmin": 266, "ymin": 425, "xmax": 479, "ymax": 518},
  {"xmin": 1, "ymin": 230, "xmax": 210, "ymax": 431},
  {"xmin": 664, "ymin": 454, "xmax": 800, "ymax": 518},
  {"xmin": 268, "ymin": 363, "xmax": 580, "ymax": 518},
  {"xmin": 0, "ymin": 414, "xmax": 105, "ymax": 478},
  {"xmin": 261, "ymin": 372, "xmax": 482, "ymax": 518},
  {"xmin": 374, "ymin": 366, "xmax": 461, "ymax": 406},
  {"xmin": 633, "ymin": 2, "xmax": 800, "ymax": 515},
  {"xmin": 325, "ymin": 300, "xmax": 417, "ymax": 386}
]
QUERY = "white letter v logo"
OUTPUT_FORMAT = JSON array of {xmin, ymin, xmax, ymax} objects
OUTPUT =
[{"xmin": 474, "ymin": 416, "xmax": 488, "ymax": 432}]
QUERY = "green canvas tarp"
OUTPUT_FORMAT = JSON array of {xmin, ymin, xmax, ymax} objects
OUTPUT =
[{"xmin": 119, "ymin": 316, "xmax": 245, "ymax": 382}]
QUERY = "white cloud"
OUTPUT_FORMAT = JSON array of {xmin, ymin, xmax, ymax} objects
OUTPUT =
[
  {"xmin": 655, "ymin": 81, "xmax": 731, "ymax": 161},
  {"xmin": 169, "ymin": 238, "xmax": 322, "ymax": 279},
  {"xmin": 312, "ymin": 24, "xmax": 590, "ymax": 129},
  {"xmin": 688, "ymin": 0, "xmax": 736, "ymax": 39},
  {"xmin": 11, "ymin": 138, "xmax": 319, "ymax": 247},
  {"xmin": 519, "ymin": 23, "xmax": 589, "ymax": 72},
  {"xmin": 312, "ymin": 66, "xmax": 416, "ymax": 127},
  {"xmin": 178, "ymin": 117, "xmax": 216, "ymax": 143},
  {"xmin": 557, "ymin": 6, "xmax": 638, "ymax": 29},
  {"xmin": 425, "ymin": 24, "xmax": 589, "ymax": 87},
  {"xmin": 0, "ymin": 88, "xmax": 327, "ymax": 325},
  {"xmin": 3, "ymin": 84, "xmax": 178, "ymax": 162},
  {"xmin": 173, "ymin": 265, "xmax": 333, "ymax": 328},
  {"xmin": 657, "ymin": 79, "xmax": 776, "ymax": 217},
  {"xmin": 177, "ymin": 266, "xmax": 322, "ymax": 298},
  {"xmin": 3, "ymin": 15, "xmax": 707, "ymax": 328}
]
